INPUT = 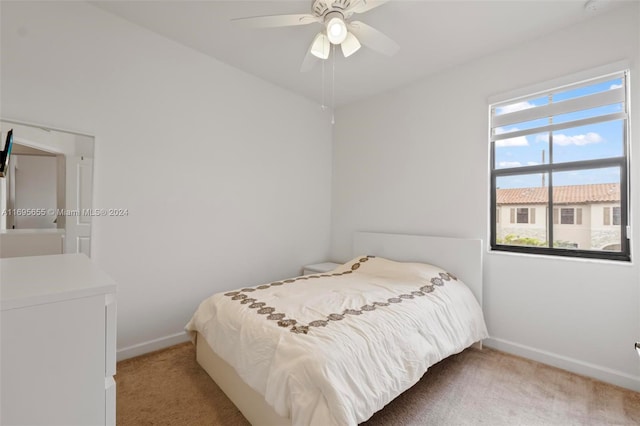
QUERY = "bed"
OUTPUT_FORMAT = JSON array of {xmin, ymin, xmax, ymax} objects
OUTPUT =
[{"xmin": 186, "ymin": 232, "xmax": 488, "ymax": 425}]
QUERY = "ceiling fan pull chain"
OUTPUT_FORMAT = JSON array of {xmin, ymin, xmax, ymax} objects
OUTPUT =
[
  {"xmin": 321, "ymin": 48, "xmax": 326, "ymax": 111},
  {"xmin": 331, "ymin": 44, "xmax": 336, "ymax": 125}
]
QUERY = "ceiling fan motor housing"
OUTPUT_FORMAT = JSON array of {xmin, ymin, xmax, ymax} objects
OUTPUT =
[{"xmin": 312, "ymin": 0, "xmax": 354, "ymax": 17}]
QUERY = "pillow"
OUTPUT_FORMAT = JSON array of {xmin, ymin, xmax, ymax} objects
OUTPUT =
[{"xmin": 332, "ymin": 255, "xmax": 454, "ymax": 282}]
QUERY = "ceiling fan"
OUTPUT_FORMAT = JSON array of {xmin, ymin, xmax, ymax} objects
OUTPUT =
[{"xmin": 232, "ymin": 0, "xmax": 399, "ymax": 71}]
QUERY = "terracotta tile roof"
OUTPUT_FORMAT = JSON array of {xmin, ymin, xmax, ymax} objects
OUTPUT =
[{"xmin": 496, "ymin": 183, "xmax": 620, "ymax": 205}]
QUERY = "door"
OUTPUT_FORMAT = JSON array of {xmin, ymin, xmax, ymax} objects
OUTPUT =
[{"xmin": 65, "ymin": 156, "xmax": 93, "ymax": 256}]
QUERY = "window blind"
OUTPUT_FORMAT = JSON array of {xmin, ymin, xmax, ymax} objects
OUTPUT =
[{"xmin": 491, "ymin": 71, "xmax": 627, "ymax": 144}]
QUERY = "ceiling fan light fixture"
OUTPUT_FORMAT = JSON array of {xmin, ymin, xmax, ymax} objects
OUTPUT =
[
  {"xmin": 341, "ymin": 32, "xmax": 361, "ymax": 57},
  {"xmin": 325, "ymin": 12, "xmax": 347, "ymax": 45},
  {"xmin": 310, "ymin": 32, "xmax": 330, "ymax": 59}
]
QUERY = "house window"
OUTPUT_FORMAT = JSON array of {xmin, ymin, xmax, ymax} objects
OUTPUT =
[
  {"xmin": 613, "ymin": 206, "xmax": 621, "ymax": 225},
  {"xmin": 561, "ymin": 208, "xmax": 574, "ymax": 224},
  {"xmin": 555, "ymin": 207, "xmax": 582, "ymax": 225},
  {"xmin": 517, "ymin": 208, "xmax": 528, "ymax": 223},
  {"xmin": 490, "ymin": 69, "xmax": 630, "ymax": 261},
  {"xmin": 510, "ymin": 207, "xmax": 535, "ymax": 224},
  {"xmin": 604, "ymin": 206, "xmax": 621, "ymax": 226}
]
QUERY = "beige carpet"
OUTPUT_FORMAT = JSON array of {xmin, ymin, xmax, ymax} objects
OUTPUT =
[{"xmin": 116, "ymin": 343, "xmax": 640, "ymax": 425}]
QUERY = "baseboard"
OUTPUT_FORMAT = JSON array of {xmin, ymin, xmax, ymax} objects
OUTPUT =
[
  {"xmin": 117, "ymin": 331, "xmax": 190, "ymax": 362},
  {"xmin": 484, "ymin": 337, "xmax": 640, "ymax": 392}
]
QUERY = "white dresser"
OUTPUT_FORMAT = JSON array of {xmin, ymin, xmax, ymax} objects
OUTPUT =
[{"xmin": 1, "ymin": 254, "xmax": 117, "ymax": 426}]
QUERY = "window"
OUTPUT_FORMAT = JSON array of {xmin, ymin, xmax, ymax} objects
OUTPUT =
[
  {"xmin": 509, "ymin": 207, "xmax": 536, "ymax": 224},
  {"xmin": 554, "ymin": 207, "xmax": 582, "ymax": 225},
  {"xmin": 561, "ymin": 208, "xmax": 574, "ymax": 224},
  {"xmin": 603, "ymin": 206, "xmax": 621, "ymax": 226},
  {"xmin": 517, "ymin": 208, "xmax": 529, "ymax": 223},
  {"xmin": 491, "ymin": 69, "xmax": 629, "ymax": 261}
]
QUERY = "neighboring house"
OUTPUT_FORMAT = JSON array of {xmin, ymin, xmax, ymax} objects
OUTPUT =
[{"xmin": 496, "ymin": 183, "xmax": 621, "ymax": 251}]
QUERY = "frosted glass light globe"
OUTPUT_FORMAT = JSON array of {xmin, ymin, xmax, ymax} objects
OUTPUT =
[{"xmin": 326, "ymin": 16, "xmax": 347, "ymax": 44}]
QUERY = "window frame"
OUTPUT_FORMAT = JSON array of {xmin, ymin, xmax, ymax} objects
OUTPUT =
[{"xmin": 489, "ymin": 69, "xmax": 630, "ymax": 261}]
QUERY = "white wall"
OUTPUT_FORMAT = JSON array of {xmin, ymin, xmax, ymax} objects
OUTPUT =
[
  {"xmin": 332, "ymin": 4, "xmax": 640, "ymax": 390},
  {"xmin": 0, "ymin": 1, "xmax": 333, "ymax": 357},
  {"xmin": 13, "ymin": 155, "xmax": 57, "ymax": 229}
]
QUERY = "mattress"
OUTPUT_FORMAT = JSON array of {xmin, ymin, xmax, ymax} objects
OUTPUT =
[{"xmin": 186, "ymin": 256, "xmax": 488, "ymax": 425}]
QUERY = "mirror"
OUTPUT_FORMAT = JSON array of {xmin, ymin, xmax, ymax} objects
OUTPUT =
[{"xmin": 0, "ymin": 119, "xmax": 94, "ymax": 258}]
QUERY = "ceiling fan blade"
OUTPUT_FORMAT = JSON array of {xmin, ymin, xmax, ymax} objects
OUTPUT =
[
  {"xmin": 348, "ymin": 21, "xmax": 399, "ymax": 56},
  {"xmin": 350, "ymin": 0, "xmax": 390, "ymax": 15},
  {"xmin": 300, "ymin": 50, "xmax": 319, "ymax": 72},
  {"xmin": 231, "ymin": 14, "xmax": 319, "ymax": 28}
]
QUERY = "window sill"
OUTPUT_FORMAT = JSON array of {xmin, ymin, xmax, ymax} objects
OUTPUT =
[{"xmin": 487, "ymin": 246, "xmax": 633, "ymax": 266}]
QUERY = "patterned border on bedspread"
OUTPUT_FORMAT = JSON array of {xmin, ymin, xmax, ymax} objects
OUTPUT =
[{"xmin": 223, "ymin": 256, "xmax": 459, "ymax": 335}]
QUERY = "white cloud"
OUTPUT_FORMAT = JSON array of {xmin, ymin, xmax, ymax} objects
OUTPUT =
[
  {"xmin": 553, "ymin": 132, "xmax": 603, "ymax": 146},
  {"xmin": 610, "ymin": 83, "xmax": 623, "ymax": 90},
  {"xmin": 527, "ymin": 161, "xmax": 539, "ymax": 166},
  {"xmin": 496, "ymin": 137, "xmax": 528, "ymax": 147},
  {"xmin": 536, "ymin": 134, "xmax": 549, "ymax": 143},
  {"xmin": 499, "ymin": 161, "xmax": 522, "ymax": 168},
  {"xmin": 496, "ymin": 101, "xmax": 535, "ymax": 115},
  {"xmin": 495, "ymin": 126, "xmax": 529, "ymax": 147},
  {"xmin": 534, "ymin": 132, "xmax": 603, "ymax": 146}
]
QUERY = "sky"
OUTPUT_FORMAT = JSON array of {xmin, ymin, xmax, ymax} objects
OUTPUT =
[{"xmin": 493, "ymin": 77, "xmax": 624, "ymax": 189}]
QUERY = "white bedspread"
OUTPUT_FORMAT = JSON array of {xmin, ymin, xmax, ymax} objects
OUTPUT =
[{"xmin": 186, "ymin": 256, "xmax": 488, "ymax": 425}]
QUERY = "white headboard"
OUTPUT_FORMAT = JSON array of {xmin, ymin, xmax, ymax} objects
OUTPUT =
[{"xmin": 353, "ymin": 232, "xmax": 483, "ymax": 307}]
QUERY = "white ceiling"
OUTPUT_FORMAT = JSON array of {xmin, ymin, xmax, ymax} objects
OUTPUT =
[{"xmin": 91, "ymin": 0, "xmax": 621, "ymax": 107}]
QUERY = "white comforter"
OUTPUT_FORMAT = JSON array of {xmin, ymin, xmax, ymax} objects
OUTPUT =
[{"xmin": 186, "ymin": 256, "xmax": 488, "ymax": 425}]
